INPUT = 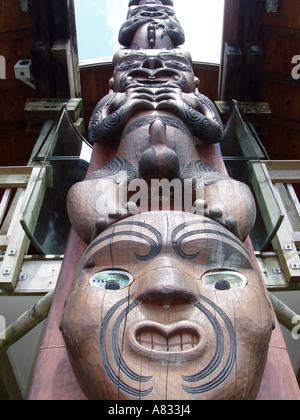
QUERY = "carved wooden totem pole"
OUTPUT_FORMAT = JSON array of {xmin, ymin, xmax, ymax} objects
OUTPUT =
[{"xmin": 61, "ymin": 0, "xmax": 275, "ymax": 400}]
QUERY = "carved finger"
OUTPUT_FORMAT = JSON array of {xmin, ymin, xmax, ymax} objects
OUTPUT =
[
  {"xmin": 155, "ymin": 92, "xmax": 178, "ymax": 102},
  {"xmin": 156, "ymin": 99, "xmax": 181, "ymax": 112},
  {"xmin": 131, "ymin": 93, "xmax": 155, "ymax": 102},
  {"xmin": 130, "ymin": 99, "xmax": 155, "ymax": 112}
]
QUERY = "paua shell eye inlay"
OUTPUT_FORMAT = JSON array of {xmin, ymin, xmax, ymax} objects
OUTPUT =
[
  {"xmin": 202, "ymin": 271, "xmax": 248, "ymax": 290},
  {"xmin": 89, "ymin": 270, "xmax": 134, "ymax": 290}
]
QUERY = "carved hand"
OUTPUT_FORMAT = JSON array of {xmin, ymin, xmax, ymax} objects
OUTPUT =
[
  {"xmin": 89, "ymin": 90, "xmax": 155, "ymax": 143},
  {"xmin": 156, "ymin": 91, "xmax": 223, "ymax": 144}
]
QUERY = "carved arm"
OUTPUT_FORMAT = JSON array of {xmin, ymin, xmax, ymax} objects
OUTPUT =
[
  {"xmin": 156, "ymin": 91, "xmax": 223, "ymax": 144},
  {"xmin": 88, "ymin": 90, "xmax": 154, "ymax": 144}
]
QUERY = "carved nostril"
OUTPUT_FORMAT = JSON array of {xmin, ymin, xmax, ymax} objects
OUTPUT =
[
  {"xmin": 142, "ymin": 59, "xmax": 150, "ymax": 70},
  {"xmin": 138, "ymin": 288, "xmax": 198, "ymax": 306},
  {"xmin": 142, "ymin": 58, "xmax": 164, "ymax": 70},
  {"xmin": 154, "ymin": 59, "xmax": 163, "ymax": 69}
]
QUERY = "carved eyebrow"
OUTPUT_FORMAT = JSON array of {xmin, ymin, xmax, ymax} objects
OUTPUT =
[
  {"xmin": 84, "ymin": 218, "xmax": 252, "ymax": 270},
  {"xmin": 171, "ymin": 220, "xmax": 252, "ymax": 268},
  {"xmin": 158, "ymin": 52, "xmax": 190, "ymax": 63},
  {"xmin": 118, "ymin": 53, "xmax": 147, "ymax": 64},
  {"xmin": 85, "ymin": 221, "xmax": 162, "ymax": 262}
]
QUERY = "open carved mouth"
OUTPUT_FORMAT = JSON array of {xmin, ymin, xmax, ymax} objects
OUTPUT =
[
  {"xmin": 128, "ymin": 321, "xmax": 203, "ymax": 362},
  {"xmin": 137, "ymin": 78, "xmax": 169, "ymax": 85},
  {"xmin": 136, "ymin": 327, "xmax": 199, "ymax": 352},
  {"xmin": 140, "ymin": 12, "xmax": 166, "ymax": 18}
]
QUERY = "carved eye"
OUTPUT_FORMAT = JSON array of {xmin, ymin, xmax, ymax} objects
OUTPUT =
[
  {"xmin": 89, "ymin": 270, "xmax": 134, "ymax": 290},
  {"xmin": 116, "ymin": 61, "xmax": 140, "ymax": 71},
  {"xmin": 202, "ymin": 271, "xmax": 247, "ymax": 290},
  {"xmin": 164, "ymin": 60, "xmax": 191, "ymax": 72}
]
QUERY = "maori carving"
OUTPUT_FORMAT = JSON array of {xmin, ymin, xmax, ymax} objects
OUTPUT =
[
  {"xmin": 61, "ymin": 211, "xmax": 275, "ymax": 400},
  {"xmin": 88, "ymin": 50, "xmax": 223, "ymax": 143},
  {"xmin": 62, "ymin": 0, "xmax": 274, "ymax": 401},
  {"xmin": 119, "ymin": 4, "xmax": 185, "ymax": 49},
  {"xmin": 70, "ymin": 46, "xmax": 255, "ymax": 242}
]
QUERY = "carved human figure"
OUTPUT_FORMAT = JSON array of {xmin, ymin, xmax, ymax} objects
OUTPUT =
[
  {"xmin": 61, "ymin": 211, "xmax": 275, "ymax": 400},
  {"xmin": 68, "ymin": 49, "xmax": 256, "ymax": 243},
  {"xmin": 119, "ymin": 3, "xmax": 184, "ymax": 49},
  {"xmin": 88, "ymin": 49, "xmax": 222, "ymax": 144}
]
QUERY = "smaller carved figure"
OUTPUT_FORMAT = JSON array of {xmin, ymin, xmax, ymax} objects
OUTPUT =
[
  {"xmin": 128, "ymin": 1, "xmax": 174, "ymax": 8},
  {"xmin": 120, "ymin": 3, "xmax": 184, "ymax": 49}
]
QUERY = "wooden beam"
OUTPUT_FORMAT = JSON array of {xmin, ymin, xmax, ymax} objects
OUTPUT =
[
  {"xmin": 0, "ymin": 352, "xmax": 22, "ymax": 400},
  {"xmin": 0, "ymin": 167, "xmax": 32, "ymax": 188},
  {"xmin": 51, "ymin": 39, "xmax": 76, "ymax": 98},
  {"xmin": 0, "ymin": 257, "xmax": 61, "ymax": 296},
  {"xmin": 244, "ymin": 43, "xmax": 264, "ymax": 101},
  {"xmin": 252, "ymin": 162, "xmax": 300, "ymax": 284},
  {"xmin": 219, "ymin": 43, "xmax": 242, "ymax": 100},
  {"xmin": 56, "ymin": 0, "xmax": 81, "ymax": 98},
  {"xmin": 215, "ymin": 101, "xmax": 271, "ymax": 125},
  {"xmin": 0, "ymin": 167, "xmax": 48, "ymax": 291},
  {"xmin": 30, "ymin": 0, "xmax": 54, "ymax": 42},
  {"xmin": 0, "ymin": 290, "xmax": 54, "ymax": 355},
  {"xmin": 30, "ymin": 41, "xmax": 56, "ymax": 98},
  {"xmin": 269, "ymin": 293, "xmax": 300, "ymax": 332},
  {"xmin": 25, "ymin": 98, "xmax": 83, "ymax": 124},
  {"xmin": 30, "ymin": 0, "xmax": 81, "ymax": 99}
]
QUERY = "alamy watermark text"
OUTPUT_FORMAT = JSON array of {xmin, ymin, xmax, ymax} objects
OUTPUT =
[
  {"xmin": 0, "ymin": 55, "xmax": 6, "ymax": 79},
  {"xmin": 292, "ymin": 55, "xmax": 300, "ymax": 80}
]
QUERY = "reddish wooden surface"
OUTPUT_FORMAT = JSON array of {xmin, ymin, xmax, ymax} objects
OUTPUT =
[{"xmin": 29, "ymin": 143, "xmax": 300, "ymax": 400}]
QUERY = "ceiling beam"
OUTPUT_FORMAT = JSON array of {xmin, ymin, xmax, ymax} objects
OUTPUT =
[{"xmin": 30, "ymin": 0, "xmax": 81, "ymax": 98}]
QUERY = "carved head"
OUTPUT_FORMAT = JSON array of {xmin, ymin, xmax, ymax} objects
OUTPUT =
[
  {"xmin": 122, "ymin": 2, "xmax": 184, "ymax": 48},
  {"xmin": 112, "ymin": 49, "xmax": 199, "ymax": 93},
  {"xmin": 61, "ymin": 211, "xmax": 274, "ymax": 400},
  {"xmin": 127, "ymin": 3, "xmax": 175, "ymax": 18},
  {"xmin": 129, "ymin": 0, "xmax": 173, "ymax": 6}
]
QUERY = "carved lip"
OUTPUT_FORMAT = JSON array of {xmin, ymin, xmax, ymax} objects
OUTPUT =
[
  {"xmin": 140, "ymin": 12, "xmax": 167, "ymax": 18},
  {"xmin": 137, "ymin": 78, "xmax": 169, "ymax": 85},
  {"xmin": 128, "ymin": 321, "xmax": 204, "ymax": 363}
]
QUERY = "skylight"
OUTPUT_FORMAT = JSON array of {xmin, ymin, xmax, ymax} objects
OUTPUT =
[{"xmin": 74, "ymin": 0, "xmax": 225, "ymax": 65}]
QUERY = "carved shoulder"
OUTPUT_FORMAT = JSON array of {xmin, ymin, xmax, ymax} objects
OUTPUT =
[{"xmin": 88, "ymin": 93, "xmax": 126, "ymax": 144}]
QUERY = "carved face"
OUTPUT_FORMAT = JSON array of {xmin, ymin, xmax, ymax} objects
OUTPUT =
[
  {"xmin": 112, "ymin": 49, "xmax": 198, "ymax": 93},
  {"xmin": 129, "ymin": 0, "xmax": 173, "ymax": 6},
  {"xmin": 121, "ymin": 3, "xmax": 184, "ymax": 49},
  {"xmin": 61, "ymin": 211, "xmax": 274, "ymax": 400},
  {"xmin": 127, "ymin": 4, "xmax": 175, "ymax": 20}
]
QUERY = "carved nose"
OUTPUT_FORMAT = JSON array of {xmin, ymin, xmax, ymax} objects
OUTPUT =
[
  {"xmin": 142, "ymin": 58, "xmax": 164, "ymax": 70},
  {"xmin": 136, "ymin": 267, "xmax": 199, "ymax": 306}
]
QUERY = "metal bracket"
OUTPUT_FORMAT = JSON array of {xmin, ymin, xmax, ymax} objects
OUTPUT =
[
  {"xmin": 19, "ymin": 0, "xmax": 31, "ymax": 13},
  {"xmin": 263, "ymin": 0, "xmax": 278, "ymax": 13}
]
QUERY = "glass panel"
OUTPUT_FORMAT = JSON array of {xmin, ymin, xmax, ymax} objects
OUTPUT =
[
  {"xmin": 21, "ymin": 106, "xmax": 93, "ymax": 255},
  {"xmin": 220, "ymin": 101, "xmax": 284, "ymax": 252}
]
